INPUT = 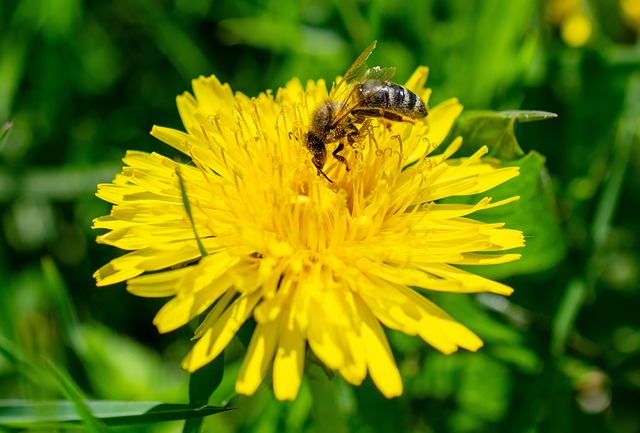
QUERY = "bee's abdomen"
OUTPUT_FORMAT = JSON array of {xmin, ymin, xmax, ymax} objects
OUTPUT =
[{"xmin": 358, "ymin": 81, "xmax": 427, "ymax": 119}]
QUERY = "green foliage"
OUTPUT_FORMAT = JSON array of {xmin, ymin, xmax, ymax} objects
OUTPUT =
[
  {"xmin": 449, "ymin": 110, "xmax": 557, "ymax": 160},
  {"xmin": 183, "ymin": 355, "xmax": 225, "ymax": 433},
  {"xmin": 0, "ymin": 336, "xmax": 107, "ymax": 432},
  {"xmin": 2, "ymin": 0, "xmax": 639, "ymax": 432},
  {"xmin": 0, "ymin": 400, "xmax": 229, "ymax": 428},
  {"xmin": 445, "ymin": 110, "xmax": 567, "ymax": 278}
]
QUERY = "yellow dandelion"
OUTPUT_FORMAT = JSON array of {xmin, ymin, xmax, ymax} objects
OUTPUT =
[
  {"xmin": 545, "ymin": 0, "xmax": 593, "ymax": 47},
  {"xmin": 561, "ymin": 12, "xmax": 592, "ymax": 47},
  {"xmin": 621, "ymin": 0, "xmax": 640, "ymax": 29},
  {"xmin": 93, "ymin": 47, "xmax": 524, "ymax": 401}
]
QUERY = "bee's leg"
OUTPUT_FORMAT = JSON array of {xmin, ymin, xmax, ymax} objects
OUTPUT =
[
  {"xmin": 381, "ymin": 111, "xmax": 405, "ymax": 122},
  {"xmin": 351, "ymin": 108, "xmax": 381, "ymax": 119},
  {"xmin": 331, "ymin": 141, "xmax": 350, "ymax": 171},
  {"xmin": 306, "ymin": 132, "xmax": 333, "ymax": 182},
  {"xmin": 317, "ymin": 168, "xmax": 333, "ymax": 183},
  {"xmin": 351, "ymin": 108, "xmax": 408, "ymax": 123},
  {"xmin": 351, "ymin": 112, "xmax": 367, "ymax": 124},
  {"xmin": 345, "ymin": 117, "xmax": 360, "ymax": 147}
]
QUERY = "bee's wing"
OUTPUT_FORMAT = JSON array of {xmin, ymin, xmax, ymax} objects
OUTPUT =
[
  {"xmin": 331, "ymin": 41, "xmax": 378, "ymax": 95},
  {"xmin": 330, "ymin": 65, "xmax": 397, "ymax": 127},
  {"xmin": 328, "ymin": 41, "xmax": 380, "ymax": 110},
  {"xmin": 363, "ymin": 65, "xmax": 396, "ymax": 82},
  {"xmin": 327, "ymin": 42, "xmax": 399, "ymax": 127}
]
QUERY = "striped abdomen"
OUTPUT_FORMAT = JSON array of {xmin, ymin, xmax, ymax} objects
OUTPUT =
[{"xmin": 356, "ymin": 80, "xmax": 427, "ymax": 120}]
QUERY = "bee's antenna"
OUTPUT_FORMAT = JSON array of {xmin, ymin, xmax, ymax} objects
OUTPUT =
[{"xmin": 317, "ymin": 169, "xmax": 333, "ymax": 183}]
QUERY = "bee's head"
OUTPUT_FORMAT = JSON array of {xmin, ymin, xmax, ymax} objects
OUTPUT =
[{"xmin": 304, "ymin": 131, "xmax": 327, "ymax": 168}]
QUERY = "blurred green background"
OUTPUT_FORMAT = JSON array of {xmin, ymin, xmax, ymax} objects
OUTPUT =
[{"xmin": 1, "ymin": 0, "xmax": 639, "ymax": 432}]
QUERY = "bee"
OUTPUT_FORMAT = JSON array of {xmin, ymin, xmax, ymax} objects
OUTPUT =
[{"xmin": 304, "ymin": 41, "xmax": 428, "ymax": 182}]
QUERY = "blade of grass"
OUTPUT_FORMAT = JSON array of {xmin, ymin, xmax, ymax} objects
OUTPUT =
[
  {"xmin": 183, "ymin": 353, "xmax": 226, "ymax": 433},
  {"xmin": 42, "ymin": 359, "xmax": 108, "ymax": 433},
  {"xmin": 41, "ymin": 257, "xmax": 81, "ymax": 343},
  {"xmin": 176, "ymin": 166, "xmax": 208, "ymax": 258},
  {"xmin": 551, "ymin": 278, "xmax": 588, "ymax": 356},
  {"xmin": 308, "ymin": 364, "xmax": 349, "ymax": 433},
  {"xmin": 0, "ymin": 121, "xmax": 12, "ymax": 149},
  {"xmin": 0, "ymin": 400, "xmax": 230, "ymax": 427},
  {"xmin": 551, "ymin": 74, "xmax": 640, "ymax": 355},
  {"xmin": 0, "ymin": 337, "xmax": 106, "ymax": 432},
  {"xmin": 590, "ymin": 74, "xmax": 640, "ymax": 248},
  {"xmin": 177, "ymin": 167, "xmax": 228, "ymax": 433}
]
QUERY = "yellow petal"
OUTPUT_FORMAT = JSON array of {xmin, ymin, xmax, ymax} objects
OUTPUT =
[
  {"xmin": 182, "ymin": 291, "xmax": 261, "ymax": 372},
  {"xmin": 153, "ymin": 272, "xmax": 234, "ymax": 334},
  {"xmin": 126, "ymin": 266, "xmax": 192, "ymax": 297},
  {"xmin": 177, "ymin": 91, "xmax": 198, "ymax": 134},
  {"xmin": 427, "ymin": 98, "xmax": 464, "ymax": 148},
  {"xmin": 273, "ymin": 311, "xmax": 305, "ymax": 400},
  {"xmin": 150, "ymin": 126, "xmax": 191, "ymax": 154},
  {"xmin": 236, "ymin": 320, "xmax": 280, "ymax": 396},
  {"xmin": 355, "ymin": 295, "xmax": 403, "ymax": 398}
]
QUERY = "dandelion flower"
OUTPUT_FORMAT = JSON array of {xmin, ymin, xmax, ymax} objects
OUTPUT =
[{"xmin": 93, "ymin": 61, "xmax": 524, "ymax": 400}]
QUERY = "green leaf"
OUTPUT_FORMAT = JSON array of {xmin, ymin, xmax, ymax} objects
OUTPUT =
[
  {"xmin": 445, "ymin": 110, "xmax": 565, "ymax": 277},
  {"xmin": 468, "ymin": 151, "xmax": 566, "ymax": 277},
  {"xmin": 306, "ymin": 363, "xmax": 349, "ymax": 433},
  {"xmin": 236, "ymin": 316, "xmax": 257, "ymax": 348},
  {"xmin": 447, "ymin": 110, "xmax": 557, "ymax": 160},
  {"xmin": 183, "ymin": 353, "xmax": 225, "ymax": 433},
  {"xmin": 0, "ymin": 121, "xmax": 12, "ymax": 149},
  {"xmin": 437, "ymin": 294, "xmax": 541, "ymax": 373},
  {"xmin": 188, "ymin": 353, "xmax": 225, "ymax": 406},
  {"xmin": 550, "ymin": 278, "xmax": 588, "ymax": 356},
  {"xmin": 353, "ymin": 378, "xmax": 404, "ymax": 433},
  {"xmin": 0, "ymin": 400, "xmax": 230, "ymax": 427}
]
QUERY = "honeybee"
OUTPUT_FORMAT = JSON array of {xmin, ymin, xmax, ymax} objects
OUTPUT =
[{"xmin": 304, "ymin": 41, "xmax": 428, "ymax": 182}]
